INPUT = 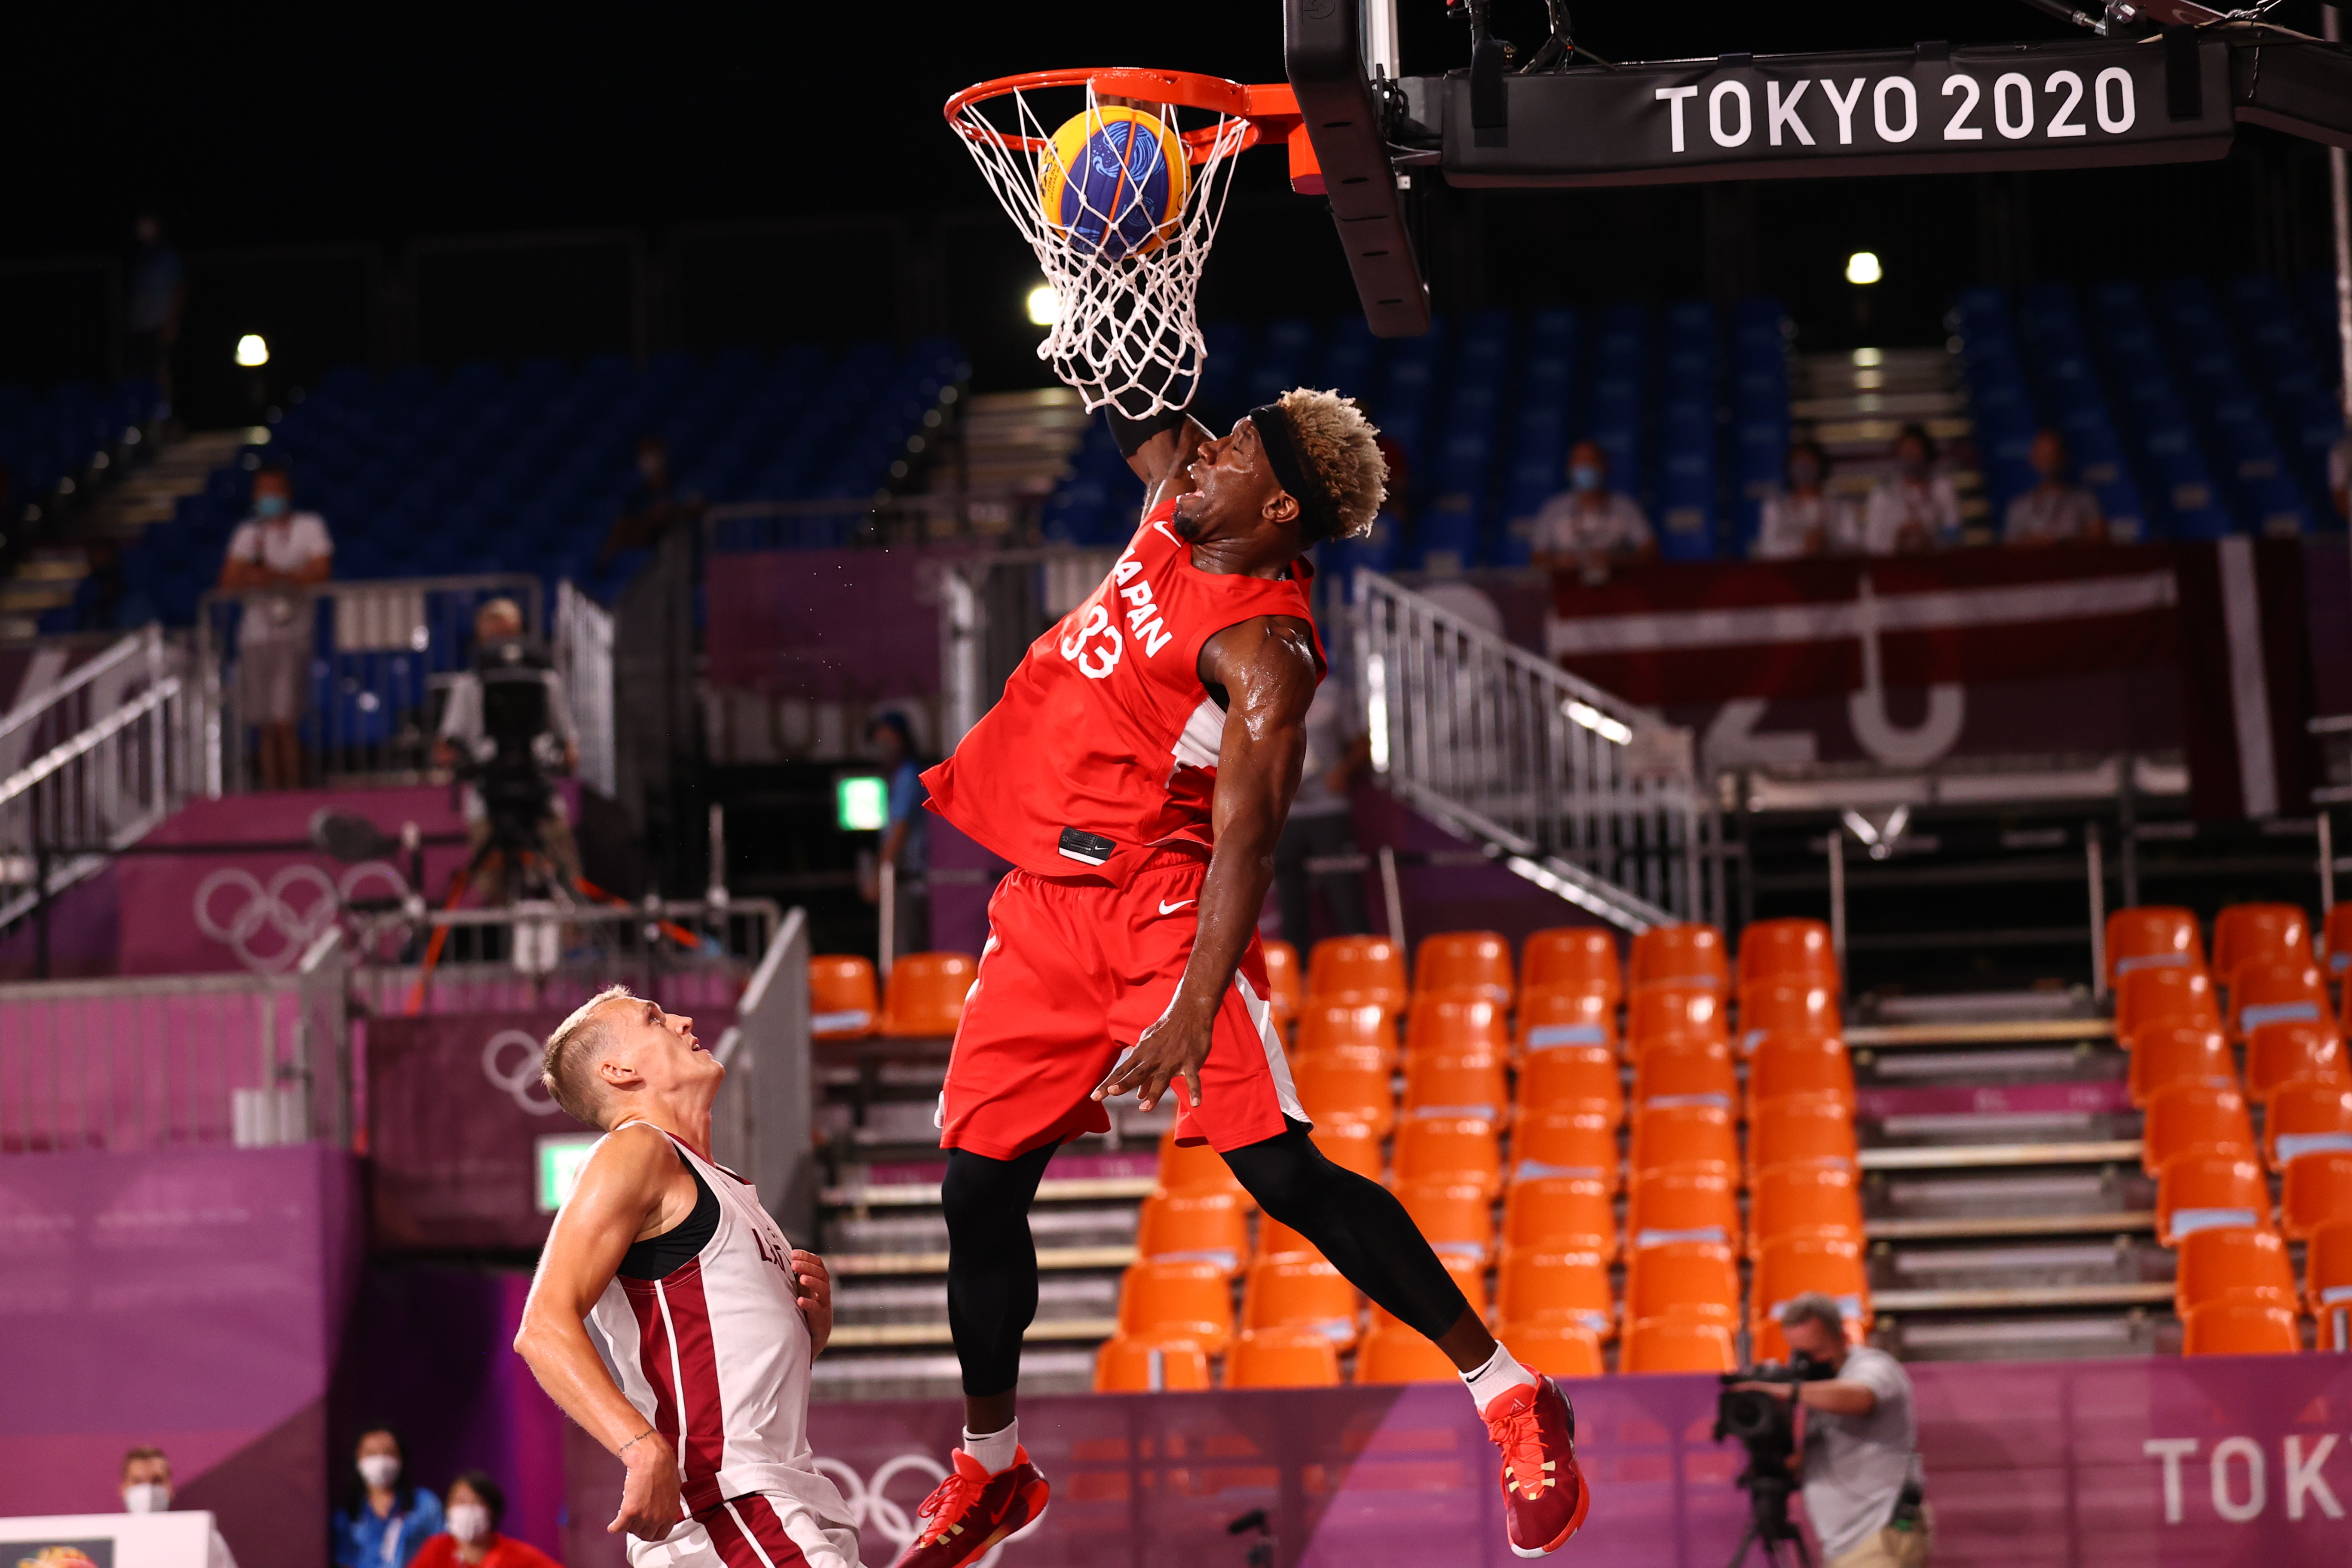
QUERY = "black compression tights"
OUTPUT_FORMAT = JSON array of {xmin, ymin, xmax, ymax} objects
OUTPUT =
[{"xmin": 943, "ymin": 1122, "xmax": 1471, "ymax": 1397}]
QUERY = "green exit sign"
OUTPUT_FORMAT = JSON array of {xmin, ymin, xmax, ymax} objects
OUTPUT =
[
  {"xmin": 536, "ymin": 1133, "xmax": 600, "ymax": 1213},
  {"xmin": 836, "ymin": 774, "xmax": 888, "ymax": 832}
]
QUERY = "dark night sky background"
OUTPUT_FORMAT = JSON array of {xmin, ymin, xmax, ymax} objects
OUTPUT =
[{"xmin": 3, "ymin": 3, "xmax": 2344, "ymax": 410}]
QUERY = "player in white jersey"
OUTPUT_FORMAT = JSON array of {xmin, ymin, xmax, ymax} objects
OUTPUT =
[{"xmin": 515, "ymin": 986, "xmax": 859, "ymax": 1568}]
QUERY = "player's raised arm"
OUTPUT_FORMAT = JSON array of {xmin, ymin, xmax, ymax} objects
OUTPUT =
[
  {"xmin": 513, "ymin": 1124, "xmax": 684, "ymax": 1538},
  {"xmin": 1109, "ymin": 405, "xmax": 1216, "ymax": 518}
]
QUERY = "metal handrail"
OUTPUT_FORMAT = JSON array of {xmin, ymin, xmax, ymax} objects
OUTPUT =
[
  {"xmin": 0, "ymin": 625, "xmax": 163, "ymax": 745},
  {"xmin": 0, "ymin": 676, "xmax": 179, "ymax": 799}
]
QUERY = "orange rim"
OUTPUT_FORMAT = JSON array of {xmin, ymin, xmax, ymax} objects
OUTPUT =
[{"xmin": 944, "ymin": 67, "xmax": 1278, "ymax": 163}]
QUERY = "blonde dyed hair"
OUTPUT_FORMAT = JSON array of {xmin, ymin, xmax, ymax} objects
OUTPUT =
[
  {"xmin": 1276, "ymin": 387, "xmax": 1387, "ymax": 543},
  {"xmin": 542, "ymin": 984, "xmax": 636, "ymax": 1126}
]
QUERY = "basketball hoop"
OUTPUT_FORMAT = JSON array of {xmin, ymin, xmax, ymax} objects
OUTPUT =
[{"xmin": 946, "ymin": 68, "xmax": 1301, "ymax": 418}]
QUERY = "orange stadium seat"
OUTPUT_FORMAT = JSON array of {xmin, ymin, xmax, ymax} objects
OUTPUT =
[
  {"xmin": 1516, "ymin": 984, "xmax": 1619, "ymax": 1059},
  {"xmin": 1625, "ymin": 1241, "xmax": 1741, "ymax": 1328},
  {"xmin": 1511, "ymin": 1108, "xmax": 1621, "ymax": 1185},
  {"xmin": 1626, "ymin": 1169, "xmax": 1738, "ymax": 1251},
  {"xmin": 1307, "ymin": 935, "xmax": 1408, "ymax": 1011},
  {"xmin": 2173, "ymin": 1226, "xmax": 2297, "ymax": 1314},
  {"xmin": 1501, "ymin": 1320, "xmax": 1605, "ymax": 1378},
  {"xmin": 1496, "ymin": 1248, "xmax": 1614, "ymax": 1338},
  {"xmin": 1156, "ymin": 1128, "xmax": 1251, "ymax": 1204},
  {"xmin": 1292, "ymin": 1050, "xmax": 1396, "ymax": 1137},
  {"xmin": 1261, "ymin": 940, "xmax": 1301, "ymax": 1035},
  {"xmin": 2105, "ymin": 905, "xmax": 2205, "ymax": 984},
  {"xmin": 2327, "ymin": 904, "xmax": 2352, "ymax": 985},
  {"xmin": 2245, "ymin": 1022, "xmax": 2348, "ymax": 1103},
  {"xmin": 1403, "ymin": 1049, "xmax": 1509, "ymax": 1121},
  {"xmin": 1516, "ymin": 1047, "xmax": 1624, "ymax": 1123},
  {"xmin": 1630, "ymin": 1103, "xmax": 1740, "ymax": 1181},
  {"xmin": 878, "ymin": 951, "xmax": 979, "ymax": 1036},
  {"xmin": 1356, "ymin": 1322, "xmax": 1467, "ymax": 1384},
  {"xmin": 1396, "ymin": 1180, "xmax": 1496, "ymax": 1266},
  {"xmin": 1621, "ymin": 1317, "xmax": 1738, "ymax": 1373},
  {"xmin": 1311, "ymin": 1120, "xmax": 1384, "ymax": 1182},
  {"xmin": 1627, "ymin": 986, "xmax": 1729, "ymax": 1053},
  {"xmin": 2212, "ymin": 903, "xmax": 2311, "ymax": 989},
  {"xmin": 2282, "ymin": 1153, "xmax": 2352, "ymax": 1242},
  {"xmin": 2182, "ymin": 1299, "xmax": 2303, "ymax": 1356},
  {"xmin": 1227, "ymin": 1327, "xmax": 1343, "ymax": 1388},
  {"xmin": 2309, "ymin": 1219, "xmax": 2352, "ymax": 1348},
  {"xmin": 1738, "ymin": 981, "xmax": 1840, "ymax": 1051},
  {"xmin": 1295, "ymin": 1001, "xmax": 1399, "ymax": 1069},
  {"xmin": 2115, "ymin": 966, "xmax": 2220, "ymax": 1047},
  {"xmin": 1747, "ymin": 1031, "xmax": 1856, "ymax": 1112},
  {"xmin": 2230, "ymin": 961, "xmax": 2332, "ymax": 1039},
  {"xmin": 1751, "ymin": 1234, "xmax": 1871, "ymax": 1333},
  {"xmin": 1372, "ymin": 1251, "xmax": 1489, "ymax": 1332},
  {"xmin": 1750, "ymin": 1164, "xmax": 1864, "ymax": 1252},
  {"xmin": 2263, "ymin": 1080, "xmax": 2352, "ymax": 1171},
  {"xmin": 2141, "ymin": 1084, "xmax": 2257, "ymax": 1176},
  {"xmin": 1242, "ymin": 1256, "xmax": 1360, "ymax": 1347},
  {"xmin": 1630, "ymin": 923, "xmax": 1730, "ymax": 994},
  {"xmin": 1094, "ymin": 1334, "xmax": 1214, "ymax": 1393},
  {"xmin": 1501, "ymin": 1176, "xmax": 1617, "ymax": 1260},
  {"xmin": 1415, "ymin": 930, "xmax": 1516, "ymax": 1008},
  {"xmin": 1522, "ymin": 927, "xmax": 1623, "ymax": 1004},
  {"xmin": 2156, "ymin": 1154, "xmax": 2271, "ymax": 1246},
  {"xmin": 1405, "ymin": 996, "xmax": 1510, "ymax": 1059},
  {"xmin": 1117, "ymin": 1260, "xmax": 1234, "ymax": 1355},
  {"xmin": 1736, "ymin": 917, "xmax": 1838, "ymax": 990},
  {"xmin": 1748, "ymin": 1096, "xmax": 1860, "ymax": 1175},
  {"xmin": 2128, "ymin": 1024, "xmax": 2237, "ymax": 1108},
  {"xmin": 1136, "ymin": 1190, "xmax": 1250, "ymax": 1275},
  {"xmin": 808, "ymin": 955, "xmax": 880, "ymax": 1038},
  {"xmin": 1394, "ymin": 1115, "xmax": 1502, "ymax": 1197},
  {"xmin": 1634, "ymin": 1035, "xmax": 1737, "ymax": 1112}
]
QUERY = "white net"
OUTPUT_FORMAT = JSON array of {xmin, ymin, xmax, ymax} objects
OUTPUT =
[{"xmin": 950, "ymin": 77, "xmax": 1256, "ymax": 418}]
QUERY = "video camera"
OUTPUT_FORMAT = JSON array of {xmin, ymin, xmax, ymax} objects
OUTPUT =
[
  {"xmin": 456, "ymin": 635, "xmax": 567, "ymax": 858},
  {"xmin": 1712, "ymin": 1354, "xmax": 1835, "ymax": 1568}
]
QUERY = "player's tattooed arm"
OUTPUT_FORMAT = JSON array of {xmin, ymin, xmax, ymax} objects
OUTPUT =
[
  {"xmin": 513, "ymin": 1124, "xmax": 687, "ymax": 1540},
  {"xmin": 1093, "ymin": 613, "xmax": 1316, "ymax": 1115}
]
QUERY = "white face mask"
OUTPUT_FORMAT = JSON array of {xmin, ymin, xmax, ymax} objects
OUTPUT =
[
  {"xmin": 446, "ymin": 1504, "xmax": 493, "ymax": 1545},
  {"xmin": 123, "ymin": 1482, "xmax": 171, "ymax": 1514},
  {"xmin": 358, "ymin": 1454, "xmax": 402, "ymax": 1490}
]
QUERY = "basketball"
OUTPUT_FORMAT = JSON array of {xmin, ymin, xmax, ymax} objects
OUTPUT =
[{"xmin": 1036, "ymin": 104, "xmax": 1188, "ymax": 261}]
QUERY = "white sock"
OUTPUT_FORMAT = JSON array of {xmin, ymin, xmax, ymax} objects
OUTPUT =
[
  {"xmin": 962, "ymin": 1418, "xmax": 1019, "ymax": 1474},
  {"xmin": 1462, "ymin": 1343, "xmax": 1539, "ymax": 1412}
]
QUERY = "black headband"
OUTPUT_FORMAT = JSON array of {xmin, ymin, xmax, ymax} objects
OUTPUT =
[{"xmin": 1247, "ymin": 401, "xmax": 1340, "ymax": 542}]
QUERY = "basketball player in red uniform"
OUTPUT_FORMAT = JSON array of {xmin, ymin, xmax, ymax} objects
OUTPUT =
[
  {"xmin": 894, "ymin": 391, "xmax": 1591, "ymax": 1564},
  {"xmin": 515, "ymin": 989, "xmax": 861, "ymax": 1568}
]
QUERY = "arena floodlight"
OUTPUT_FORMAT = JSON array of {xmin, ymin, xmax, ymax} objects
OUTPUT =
[
  {"xmin": 1845, "ymin": 251, "xmax": 1883, "ymax": 286},
  {"xmin": 1024, "ymin": 282, "xmax": 1060, "ymax": 328},
  {"xmin": 235, "ymin": 334, "xmax": 269, "ymax": 367}
]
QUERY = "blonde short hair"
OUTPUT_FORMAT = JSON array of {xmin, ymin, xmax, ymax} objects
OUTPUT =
[
  {"xmin": 542, "ymin": 984, "xmax": 636, "ymax": 1126},
  {"xmin": 1275, "ymin": 387, "xmax": 1387, "ymax": 543},
  {"xmin": 475, "ymin": 597, "xmax": 524, "ymax": 638}
]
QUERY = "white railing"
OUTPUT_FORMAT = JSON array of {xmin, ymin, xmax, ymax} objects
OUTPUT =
[
  {"xmin": 711, "ymin": 906, "xmax": 816, "ymax": 1237},
  {"xmin": 555, "ymin": 579, "xmax": 617, "ymax": 797},
  {"xmin": 0, "ymin": 927, "xmax": 348, "ymax": 1154},
  {"xmin": 1354, "ymin": 570, "xmax": 1715, "ymax": 932}
]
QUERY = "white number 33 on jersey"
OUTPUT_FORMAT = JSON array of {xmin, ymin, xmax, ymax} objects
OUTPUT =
[{"xmin": 1060, "ymin": 603, "xmax": 1123, "ymax": 680}]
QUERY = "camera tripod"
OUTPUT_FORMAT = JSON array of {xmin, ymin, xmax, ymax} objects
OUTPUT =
[{"xmin": 1724, "ymin": 1465, "xmax": 1813, "ymax": 1568}]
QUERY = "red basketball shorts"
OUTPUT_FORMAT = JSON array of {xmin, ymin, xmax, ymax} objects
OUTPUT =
[{"xmin": 938, "ymin": 848, "xmax": 1306, "ymax": 1160}]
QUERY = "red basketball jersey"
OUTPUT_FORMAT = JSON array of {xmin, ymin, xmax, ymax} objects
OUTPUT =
[{"xmin": 923, "ymin": 496, "xmax": 1325, "ymax": 888}]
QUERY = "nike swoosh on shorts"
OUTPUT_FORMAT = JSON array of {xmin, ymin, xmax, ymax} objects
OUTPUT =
[{"xmin": 1159, "ymin": 899, "xmax": 1195, "ymax": 914}]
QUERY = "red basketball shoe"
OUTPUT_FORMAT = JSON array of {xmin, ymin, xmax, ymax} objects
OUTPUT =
[
  {"xmin": 891, "ymin": 1446, "xmax": 1050, "ymax": 1568},
  {"xmin": 1483, "ymin": 1376, "xmax": 1591, "ymax": 1557}
]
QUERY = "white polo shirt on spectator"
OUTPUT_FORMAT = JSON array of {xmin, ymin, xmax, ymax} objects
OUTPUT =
[
  {"xmin": 1860, "ymin": 477, "xmax": 1961, "ymax": 555},
  {"xmin": 225, "ymin": 512, "xmax": 333, "ymax": 645},
  {"xmin": 1754, "ymin": 493, "xmax": 1859, "ymax": 560},
  {"xmin": 2002, "ymin": 485, "xmax": 2101, "ymax": 545},
  {"xmin": 1528, "ymin": 491, "xmax": 1652, "ymax": 557},
  {"xmin": 1800, "ymin": 1345, "xmax": 1925, "ymax": 1563}
]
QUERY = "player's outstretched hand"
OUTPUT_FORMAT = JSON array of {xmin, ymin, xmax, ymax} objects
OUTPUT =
[
  {"xmin": 610, "ymin": 1432, "xmax": 682, "ymax": 1540},
  {"xmin": 792, "ymin": 1249, "xmax": 833, "ymax": 1356},
  {"xmin": 1093, "ymin": 999, "xmax": 1213, "ymax": 1115}
]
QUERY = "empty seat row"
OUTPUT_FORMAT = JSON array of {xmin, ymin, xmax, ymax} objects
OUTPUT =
[{"xmin": 808, "ymin": 951, "xmax": 979, "ymax": 1038}]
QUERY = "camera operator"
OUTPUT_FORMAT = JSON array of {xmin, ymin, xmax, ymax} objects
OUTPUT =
[
  {"xmin": 434, "ymin": 597, "xmax": 581, "ymax": 903},
  {"xmin": 1733, "ymin": 1294, "xmax": 1930, "ymax": 1568}
]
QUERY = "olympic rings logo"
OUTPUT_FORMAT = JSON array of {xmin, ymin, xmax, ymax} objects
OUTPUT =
[
  {"xmin": 194, "ymin": 861, "xmax": 410, "ymax": 973},
  {"xmin": 812, "ymin": 1455, "xmax": 1046, "ymax": 1568},
  {"xmin": 482, "ymin": 1028, "xmax": 562, "ymax": 1116}
]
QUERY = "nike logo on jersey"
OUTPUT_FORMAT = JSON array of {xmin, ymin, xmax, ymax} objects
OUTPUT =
[{"xmin": 1159, "ymin": 899, "xmax": 1196, "ymax": 915}]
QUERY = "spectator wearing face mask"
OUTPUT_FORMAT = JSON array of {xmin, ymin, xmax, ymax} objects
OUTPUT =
[
  {"xmin": 1860, "ymin": 424, "xmax": 1961, "ymax": 556},
  {"xmin": 218, "ymin": 461, "xmax": 333, "ymax": 790},
  {"xmin": 408, "ymin": 1473, "xmax": 558, "ymax": 1568},
  {"xmin": 121, "ymin": 1446, "xmax": 173, "ymax": 1514},
  {"xmin": 1753, "ymin": 439, "xmax": 1859, "ymax": 560},
  {"xmin": 2002, "ymin": 430, "xmax": 2106, "ymax": 547},
  {"xmin": 1528, "ymin": 439, "xmax": 1655, "ymax": 570},
  {"xmin": 332, "ymin": 1427, "xmax": 442, "ymax": 1568}
]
